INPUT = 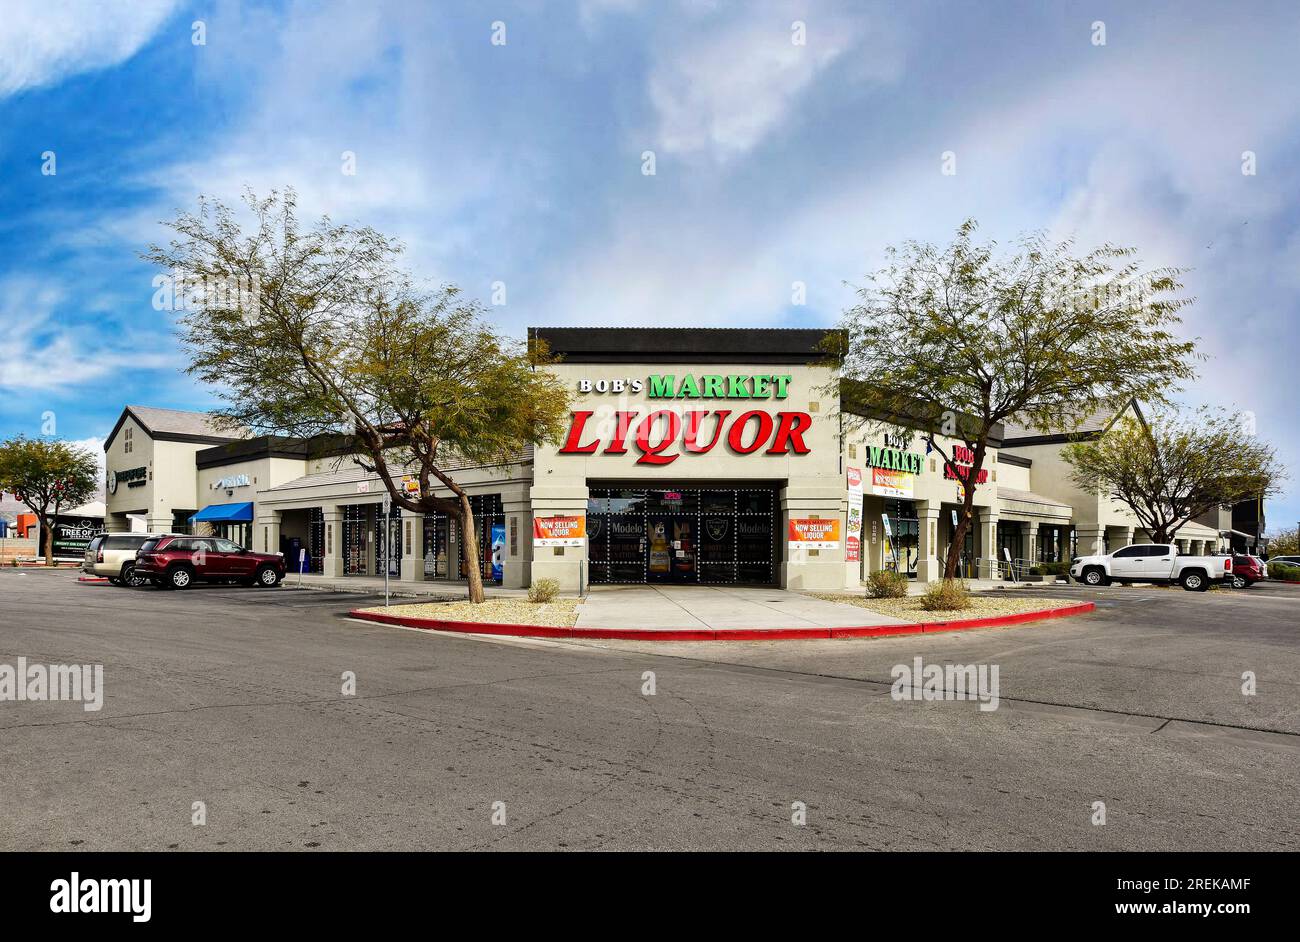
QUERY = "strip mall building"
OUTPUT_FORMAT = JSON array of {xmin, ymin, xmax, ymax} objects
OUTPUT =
[{"xmin": 102, "ymin": 327, "xmax": 1231, "ymax": 590}]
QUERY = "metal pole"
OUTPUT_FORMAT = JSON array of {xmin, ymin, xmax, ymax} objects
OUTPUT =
[{"xmin": 384, "ymin": 512, "xmax": 390, "ymax": 607}]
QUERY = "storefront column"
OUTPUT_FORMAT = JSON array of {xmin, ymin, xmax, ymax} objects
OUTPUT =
[
  {"xmin": 502, "ymin": 489, "xmax": 533, "ymax": 590},
  {"xmin": 529, "ymin": 484, "xmax": 588, "ymax": 593},
  {"xmin": 1019, "ymin": 521, "xmax": 1039, "ymax": 564},
  {"xmin": 257, "ymin": 508, "xmax": 281, "ymax": 556},
  {"xmin": 1112, "ymin": 526, "xmax": 1134, "ymax": 549},
  {"xmin": 1076, "ymin": 525, "xmax": 1106, "ymax": 557},
  {"xmin": 977, "ymin": 508, "xmax": 999, "ymax": 580},
  {"xmin": 1175, "ymin": 538, "xmax": 1189, "ymax": 555},
  {"xmin": 320, "ymin": 504, "xmax": 344, "ymax": 578},
  {"xmin": 400, "ymin": 515, "xmax": 418, "ymax": 582},
  {"xmin": 915, "ymin": 501, "xmax": 942, "ymax": 583},
  {"xmin": 781, "ymin": 483, "xmax": 847, "ymax": 591}
]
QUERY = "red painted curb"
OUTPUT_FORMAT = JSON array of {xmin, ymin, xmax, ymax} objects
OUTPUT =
[
  {"xmin": 348, "ymin": 601, "xmax": 1097, "ymax": 642},
  {"xmin": 77, "ymin": 577, "xmax": 109, "ymax": 583}
]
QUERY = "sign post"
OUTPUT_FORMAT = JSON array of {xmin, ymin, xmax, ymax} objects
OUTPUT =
[
  {"xmin": 297, "ymin": 547, "xmax": 306, "ymax": 588},
  {"xmin": 382, "ymin": 493, "xmax": 391, "ymax": 608}
]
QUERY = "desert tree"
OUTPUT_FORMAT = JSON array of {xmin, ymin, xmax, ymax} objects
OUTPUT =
[
  {"xmin": 144, "ymin": 188, "xmax": 571, "ymax": 602},
  {"xmin": 0, "ymin": 436, "xmax": 99, "ymax": 566},
  {"xmin": 831, "ymin": 220, "xmax": 1200, "ymax": 579},
  {"xmin": 1062, "ymin": 406, "xmax": 1281, "ymax": 544}
]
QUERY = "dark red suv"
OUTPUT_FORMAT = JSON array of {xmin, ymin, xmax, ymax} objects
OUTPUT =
[
  {"xmin": 1228, "ymin": 554, "xmax": 1266, "ymax": 589},
  {"xmin": 134, "ymin": 535, "xmax": 286, "ymax": 589}
]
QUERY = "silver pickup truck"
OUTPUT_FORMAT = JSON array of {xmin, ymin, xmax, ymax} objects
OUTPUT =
[{"xmin": 1069, "ymin": 543, "xmax": 1233, "ymax": 591}]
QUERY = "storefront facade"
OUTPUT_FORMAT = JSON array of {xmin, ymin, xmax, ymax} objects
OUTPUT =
[{"xmin": 103, "ymin": 330, "xmax": 1234, "ymax": 590}]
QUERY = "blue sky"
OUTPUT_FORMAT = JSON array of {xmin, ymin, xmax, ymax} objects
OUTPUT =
[{"xmin": 1, "ymin": 0, "xmax": 1298, "ymax": 530}]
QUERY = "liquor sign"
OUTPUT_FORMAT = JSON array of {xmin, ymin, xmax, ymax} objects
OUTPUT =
[
  {"xmin": 533, "ymin": 514, "xmax": 586, "ymax": 547},
  {"xmin": 787, "ymin": 518, "xmax": 840, "ymax": 550},
  {"xmin": 845, "ymin": 467, "xmax": 864, "ymax": 562},
  {"xmin": 401, "ymin": 475, "xmax": 421, "ymax": 496}
]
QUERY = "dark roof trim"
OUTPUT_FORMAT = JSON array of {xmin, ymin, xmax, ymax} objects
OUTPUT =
[
  {"xmin": 839, "ymin": 381, "xmax": 1005, "ymax": 449},
  {"xmin": 1000, "ymin": 430, "xmax": 1105, "ymax": 447},
  {"xmin": 104, "ymin": 406, "xmax": 241, "ymax": 451},
  {"xmin": 998, "ymin": 453, "xmax": 1032, "ymax": 468},
  {"xmin": 529, "ymin": 327, "xmax": 840, "ymax": 364},
  {"xmin": 196, "ymin": 434, "xmax": 355, "ymax": 470}
]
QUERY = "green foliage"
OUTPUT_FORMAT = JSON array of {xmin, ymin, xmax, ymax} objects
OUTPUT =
[
  {"xmin": 0, "ymin": 436, "xmax": 100, "ymax": 566},
  {"xmin": 1062, "ymin": 407, "xmax": 1282, "ymax": 544},
  {"xmin": 144, "ymin": 188, "xmax": 574, "ymax": 602},
  {"xmin": 1267, "ymin": 562, "xmax": 1300, "ymax": 582},
  {"xmin": 1029, "ymin": 561, "xmax": 1071, "ymax": 576},
  {"xmin": 919, "ymin": 579, "xmax": 971, "ymax": 611},
  {"xmin": 864, "ymin": 569, "xmax": 909, "ymax": 598},
  {"xmin": 528, "ymin": 578, "xmax": 560, "ymax": 603},
  {"xmin": 1266, "ymin": 527, "xmax": 1298, "ymax": 557},
  {"xmin": 832, "ymin": 219, "xmax": 1200, "ymax": 579}
]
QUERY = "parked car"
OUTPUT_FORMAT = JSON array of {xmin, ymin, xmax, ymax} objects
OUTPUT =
[
  {"xmin": 133, "ymin": 535, "xmax": 285, "ymax": 589},
  {"xmin": 1265, "ymin": 554, "xmax": 1300, "ymax": 568},
  {"xmin": 1069, "ymin": 543, "xmax": 1233, "ymax": 591},
  {"xmin": 1228, "ymin": 554, "xmax": 1267, "ymax": 589},
  {"xmin": 83, "ymin": 533, "xmax": 154, "ymax": 586}
]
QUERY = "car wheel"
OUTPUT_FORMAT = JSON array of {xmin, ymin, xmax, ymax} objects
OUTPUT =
[
  {"xmin": 254, "ymin": 565, "xmax": 281, "ymax": 588},
  {"xmin": 121, "ymin": 563, "xmax": 148, "ymax": 588},
  {"xmin": 1231, "ymin": 574, "xmax": 1247, "ymax": 589},
  {"xmin": 168, "ymin": 566, "xmax": 194, "ymax": 590},
  {"xmin": 1083, "ymin": 567, "xmax": 1108, "ymax": 587},
  {"xmin": 1180, "ymin": 570, "xmax": 1207, "ymax": 591}
]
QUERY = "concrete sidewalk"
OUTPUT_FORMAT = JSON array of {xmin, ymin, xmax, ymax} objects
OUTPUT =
[
  {"xmin": 575, "ymin": 585, "xmax": 907, "ymax": 631},
  {"xmin": 285, "ymin": 572, "xmax": 530, "ymax": 599}
]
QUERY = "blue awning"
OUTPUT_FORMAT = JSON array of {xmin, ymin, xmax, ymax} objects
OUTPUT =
[{"xmin": 190, "ymin": 502, "xmax": 254, "ymax": 523}]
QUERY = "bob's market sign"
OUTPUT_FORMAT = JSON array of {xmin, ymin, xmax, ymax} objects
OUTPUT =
[
  {"xmin": 560, "ymin": 373, "xmax": 812, "ymax": 465},
  {"xmin": 577, "ymin": 373, "xmax": 794, "ymax": 399}
]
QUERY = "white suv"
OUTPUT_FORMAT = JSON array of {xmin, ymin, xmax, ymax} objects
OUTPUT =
[{"xmin": 83, "ymin": 533, "xmax": 154, "ymax": 587}]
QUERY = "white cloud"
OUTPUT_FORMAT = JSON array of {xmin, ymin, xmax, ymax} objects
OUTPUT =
[
  {"xmin": 645, "ymin": 2, "xmax": 899, "ymax": 161},
  {"xmin": 0, "ymin": 275, "xmax": 172, "ymax": 391},
  {"xmin": 0, "ymin": 0, "xmax": 181, "ymax": 97}
]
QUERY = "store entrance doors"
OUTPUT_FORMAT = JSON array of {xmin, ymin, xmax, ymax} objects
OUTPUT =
[{"xmin": 645, "ymin": 515, "xmax": 696, "ymax": 583}]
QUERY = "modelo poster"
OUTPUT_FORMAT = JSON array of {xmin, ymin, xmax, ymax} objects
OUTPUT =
[
  {"xmin": 533, "ymin": 515, "xmax": 586, "ymax": 547},
  {"xmin": 490, "ymin": 524, "xmax": 506, "ymax": 582},
  {"xmin": 787, "ymin": 518, "xmax": 841, "ymax": 550}
]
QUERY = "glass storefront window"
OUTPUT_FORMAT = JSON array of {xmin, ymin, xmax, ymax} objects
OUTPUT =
[{"xmin": 587, "ymin": 486, "xmax": 777, "ymax": 585}]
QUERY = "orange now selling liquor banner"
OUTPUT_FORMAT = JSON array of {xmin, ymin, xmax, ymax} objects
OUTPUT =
[
  {"xmin": 533, "ymin": 515, "xmax": 587, "ymax": 547},
  {"xmin": 787, "ymin": 517, "xmax": 841, "ymax": 550}
]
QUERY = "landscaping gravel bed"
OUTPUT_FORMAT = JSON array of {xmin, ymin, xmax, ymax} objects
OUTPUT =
[
  {"xmin": 809, "ymin": 594, "xmax": 1082, "ymax": 623},
  {"xmin": 358, "ymin": 597, "xmax": 581, "ymax": 627}
]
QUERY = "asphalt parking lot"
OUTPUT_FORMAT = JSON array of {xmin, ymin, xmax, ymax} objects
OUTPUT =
[{"xmin": 1, "ymin": 569, "xmax": 1297, "ymax": 851}]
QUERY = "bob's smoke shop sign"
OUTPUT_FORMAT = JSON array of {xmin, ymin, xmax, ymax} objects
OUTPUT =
[{"xmin": 559, "ymin": 373, "xmax": 813, "ymax": 464}]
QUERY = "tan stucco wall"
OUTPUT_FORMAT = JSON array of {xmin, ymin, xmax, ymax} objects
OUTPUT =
[{"xmin": 531, "ymin": 362, "xmax": 844, "ymax": 590}]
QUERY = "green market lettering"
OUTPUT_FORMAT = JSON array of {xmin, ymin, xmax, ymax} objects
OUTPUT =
[
  {"xmin": 866, "ymin": 445, "xmax": 922, "ymax": 475},
  {"xmin": 576, "ymin": 374, "xmax": 792, "ymax": 399}
]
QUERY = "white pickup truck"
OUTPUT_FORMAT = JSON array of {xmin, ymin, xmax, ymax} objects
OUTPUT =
[{"xmin": 1069, "ymin": 543, "xmax": 1233, "ymax": 591}]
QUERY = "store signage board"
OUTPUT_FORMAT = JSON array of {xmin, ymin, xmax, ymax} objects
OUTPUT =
[
  {"xmin": 534, "ymin": 515, "xmax": 586, "ymax": 547},
  {"xmin": 108, "ymin": 467, "xmax": 147, "ymax": 494},
  {"xmin": 845, "ymin": 468, "xmax": 863, "ymax": 563},
  {"xmin": 870, "ymin": 467, "xmax": 913, "ymax": 499},
  {"xmin": 211, "ymin": 474, "xmax": 250, "ymax": 490},
  {"xmin": 788, "ymin": 518, "xmax": 840, "ymax": 550}
]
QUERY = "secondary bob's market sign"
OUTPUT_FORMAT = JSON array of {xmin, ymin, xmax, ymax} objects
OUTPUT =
[{"xmin": 560, "ymin": 373, "xmax": 812, "ymax": 465}]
